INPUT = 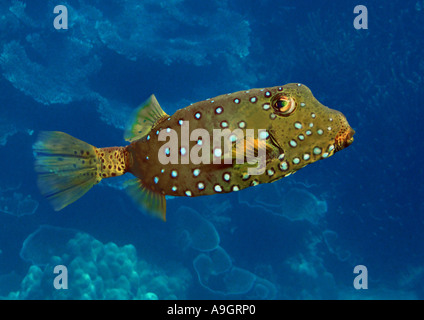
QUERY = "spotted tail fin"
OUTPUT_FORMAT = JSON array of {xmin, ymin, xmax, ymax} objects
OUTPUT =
[
  {"xmin": 33, "ymin": 131, "xmax": 102, "ymax": 211},
  {"xmin": 33, "ymin": 131, "xmax": 123, "ymax": 211}
]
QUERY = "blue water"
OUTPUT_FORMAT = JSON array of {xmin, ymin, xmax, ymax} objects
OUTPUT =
[{"xmin": 0, "ymin": 0, "xmax": 423, "ymax": 299}]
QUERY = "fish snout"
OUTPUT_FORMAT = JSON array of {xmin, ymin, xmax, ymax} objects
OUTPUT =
[
  {"xmin": 334, "ymin": 117, "xmax": 355, "ymax": 152},
  {"xmin": 346, "ymin": 127, "xmax": 355, "ymax": 145}
]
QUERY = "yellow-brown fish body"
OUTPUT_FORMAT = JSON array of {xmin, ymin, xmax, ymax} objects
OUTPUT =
[
  {"xmin": 126, "ymin": 83, "xmax": 354, "ymax": 198},
  {"xmin": 33, "ymin": 83, "xmax": 354, "ymax": 220}
]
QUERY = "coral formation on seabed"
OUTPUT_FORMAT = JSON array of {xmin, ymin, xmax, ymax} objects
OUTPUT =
[
  {"xmin": 238, "ymin": 183, "xmax": 327, "ymax": 224},
  {"xmin": 0, "ymin": 183, "xmax": 38, "ymax": 217},
  {"xmin": 8, "ymin": 226, "xmax": 191, "ymax": 299},
  {"xmin": 0, "ymin": 0, "xmax": 254, "ymax": 127},
  {"xmin": 175, "ymin": 206, "xmax": 277, "ymax": 299}
]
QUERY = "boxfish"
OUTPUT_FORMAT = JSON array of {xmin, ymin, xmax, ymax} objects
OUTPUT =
[{"xmin": 33, "ymin": 83, "xmax": 355, "ymax": 220}]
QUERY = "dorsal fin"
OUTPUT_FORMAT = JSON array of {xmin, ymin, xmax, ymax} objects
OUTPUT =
[
  {"xmin": 124, "ymin": 94, "xmax": 169, "ymax": 142},
  {"xmin": 124, "ymin": 178, "xmax": 167, "ymax": 221}
]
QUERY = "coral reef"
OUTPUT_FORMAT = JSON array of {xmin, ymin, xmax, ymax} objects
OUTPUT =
[
  {"xmin": 10, "ymin": 226, "xmax": 191, "ymax": 299},
  {"xmin": 94, "ymin": 0, "xmax": 250, "ymax": 65},
  {"xmin": 322, "ymin": 230, "xmax": 351, "ymax": 262},
  {"xmin": 176, "ymin": 206, "xmax": 277, "ymax": 299},
  {"xmin": 0, "ymin": 123, "xmax": 17, "ymax": 147},
  {"xmin": 1, "ymin": 0, "xmax": 422, "ymax": 299},
  {"xmin": 0, "ymin": 184, "xmax": 38, "ymax": 217},
  {"xmin": 0, "ymin": 39, "xmax": 100, "ymax": 105},
  {"xmin": 176, "ymin": 206, "xmax": 220, "ymax": 252},
  {"xmin": 238, "ymin": 183, "xmax": 327, "ymax": 224},
  {"xmin": 0, "ymin": 0, "xmax": 253, "ymax": 113},
  {"xmin": 193, "ymin": 246, "xmax": 276, "ymax": 299}
]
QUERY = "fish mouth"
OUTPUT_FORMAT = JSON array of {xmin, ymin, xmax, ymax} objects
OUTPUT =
[{"xmin": 335, "ymin": 126, "xmax": 355, "ymax": 152}]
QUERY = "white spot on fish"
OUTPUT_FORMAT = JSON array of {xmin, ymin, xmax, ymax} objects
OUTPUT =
[
  {"xmin": 171, "ymin": 170, "xmax": 178, "ymax": 178},
  {"xmin": 313, "ymin": 147, "xmax": 322, "ymax": 155},
  {"xmin": 303, "ymin": 153, "xmax": 310, "ymax": 160},
  {"xmin": 193, "ymin": 168, "xmax": 200, "ymax": 177},
  {"xmin": 234, "ymin": 98, "xmax": 240, "ymax": 104},
  {"xmin": 293, "ymin": 158, "xmax": 300, "ymax": 165},
  {"xmin": 214, "ymin": 185, "xmax": 223, "ymax": 193},
  {"xmin": 259, "ymin": 131, "xmax": 269, "ymax": 140},
  {"xmin": 294, "ymin": 122, "xmax": 303, "ymax": 129},
  {"xmin": 223, "ymin": 173, "xmax": 231, "ymax": 181},
  {"xmin": 279, "ymin": 161, "xmax": 288, "ymax": 171},
  {"xmin": 185, "ymin": 190, "xmax": 192, "ymax": 197},
  {"xmin": 215, "ymin": 107, "xmax": 223, "ymax": 114},
  {"xmin": 290, "ymin": 140, "xmax": 297, "ymax": 147},
  {"xmin": 195, "ymin": 112, "xmax": 201, "ymax": 119},
  {"xmin": 221, "ymin": 121, "xmax": 228, "ymax": 128},
  {"xmin": 238, "ymin": 121, "xmax": 246, "ymax": 129},
  {"xmin": 262, "ymin": 103, "xmax": 270, "ymax": 110},
  {"xmin": 172, "ymin": 186, "xmax": 177, "ymax": 192},
  {"xmin": 267, "ymin": 168, "xmax": 275, "ymax": 176},
  {"xmin": 232, "ymin": 185, "xmax": 240, "ymax": 191},
  {"xmin": 250, "ymin": 97, "xmax": 257, "ymax": 103},
  {"xmin": 214, "ymin": 148, "xmax": 222, "ymax": 157},
  {"xmin": 154, "ymin": 176, "xmax": 159, "ymax": 184},
  {"xmin": 198, "ymin": 182, "xmax": 205, "ymax": 190}
]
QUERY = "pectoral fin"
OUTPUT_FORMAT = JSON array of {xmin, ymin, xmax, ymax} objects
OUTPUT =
[{"xmin": 230, "ymin": 137, "xmax": 274, "ymax": 160}]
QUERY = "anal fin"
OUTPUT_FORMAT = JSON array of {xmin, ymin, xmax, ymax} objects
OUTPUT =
[{"xmin": 124, "ymin": 178, "xmax": 167, "ymax": 221}]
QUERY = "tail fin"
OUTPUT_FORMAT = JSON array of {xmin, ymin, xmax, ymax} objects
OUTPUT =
[{"xmin": 33, "ymin": 131, "xmax": 101, "ymax": 211}]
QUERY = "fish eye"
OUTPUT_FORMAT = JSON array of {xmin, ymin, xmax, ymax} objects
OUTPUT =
[{"xmin": 271, "ymin": 94, "xmax": 296, "ymax": 116}]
